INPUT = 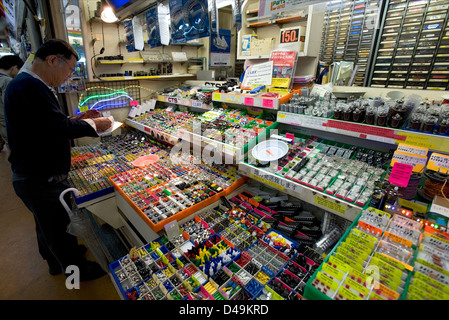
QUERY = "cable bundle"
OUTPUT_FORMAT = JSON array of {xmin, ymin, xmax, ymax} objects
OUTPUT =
[
  {"xmin": 398, "ymin": 172, "xmax": 422, "ymax": 200},
  {"xmin": 423, "ymin": 169, "xmax": 449, "ymax": 200}
]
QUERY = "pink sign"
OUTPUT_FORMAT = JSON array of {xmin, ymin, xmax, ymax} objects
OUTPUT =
[
  {"xmin": 286, "ymin": 133, "xmax": 295, "ymax": 143},
  {"xmin": 244, "ymin": 97, "xmax": 254, "ymax": 106},
  {"xmin": 262, "ymin": 99, "xmax": 274, "ymax": 108},
  {"xmin": 389, "ymin": 162, "xmax": 413, "ymax": 187},
  {"xmin": 130, "ymin": 100, "xmax": 139, "ymax": 106}
]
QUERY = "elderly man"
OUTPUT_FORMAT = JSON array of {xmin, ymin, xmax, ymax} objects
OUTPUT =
[{"xmin": 5, "ymin": 39, "xmax": 111, "ymax": 281}]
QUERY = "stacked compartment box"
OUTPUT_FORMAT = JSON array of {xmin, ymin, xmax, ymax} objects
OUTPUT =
[
  {"xmin": 320, "ymin": 0, "xmax": 382, "ymax": 86},
  {"xmin": 370, "ymin": 0, "xmax": 449, "ymax": 90},
  {"xmin": 109, "ymin": 196, "xmax": 326, "ymax": 300}
]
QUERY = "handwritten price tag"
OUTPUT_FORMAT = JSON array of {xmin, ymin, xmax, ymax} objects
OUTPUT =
[
  {"xmin": 244, "ymin": 97, "xmax": 254, "ymax": 106},
  {"xmin": 262, "ymin": 99, "xmax": 274, "ymax": 109},
  {"xmin": 389, "ymin": 162, "xmax": 413, "ymax": 187}
]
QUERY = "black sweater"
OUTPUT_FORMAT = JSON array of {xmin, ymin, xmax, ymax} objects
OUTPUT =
[{"xmin": 5, "ymin": 71, "xmax": 98, "ymax": 178}]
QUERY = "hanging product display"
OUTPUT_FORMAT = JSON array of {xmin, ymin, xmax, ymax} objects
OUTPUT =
[
  {"xmin": 184, "ymin": 0, "xmax": 211, "ymax": 41},
  {"xmin": 146, "ymin": 2, "xmax": 171, "ymax": 48},
  {"xmin": 146, "ymin": 7, "xmax": 162, "ymax": 48},
  {"xmin": 169, "ymin": 0, "xmax": 210, "ymax": 43},
  {"xmin": 211, "ymin": 29, "xmax": 232, "ymax": 66},
  {"xmin": 124, "ymin": 19, "xmax": 137, "ymax": 52},
  {"xmin": 232, "ymin": 0, "xmax": 242, "ymax": 32},
  {"xmin": 169, "ymin": 0, "xmax": 187, "ymax": 44}
]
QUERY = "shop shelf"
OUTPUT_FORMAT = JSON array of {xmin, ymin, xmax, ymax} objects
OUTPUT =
[
  {"xmin": 156, "ymin": 94, "xmax": 213, "ymax": 110},
  {"xmin": 212, "ymin": 89, "xmax": 300, "ymax": 110},
  {"xmin": 98, "ymin": 74, "xmax": 196, "ymax": 81},
  {"xmin": 303, "ymin": 208, "xmax": 419, "ymax": 300},
  {"xmin": 276, "ymin": 111, "xmax": 449, "ymax": 153},
  {"xmin": 110, "ymin": 169, "xmax": 248, "ymax": 233},
  {"xmin": 238, "ymin": 162, "xmax": 362, "ymax": 222},
  {"xmin": 125, "ymin": 119, "xmax": 180, "ymax": 146}
]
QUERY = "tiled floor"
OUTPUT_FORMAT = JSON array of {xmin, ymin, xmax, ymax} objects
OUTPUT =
[{"xmin": 0, "ymin": 147, "xmax": 120, "ymax": 300}]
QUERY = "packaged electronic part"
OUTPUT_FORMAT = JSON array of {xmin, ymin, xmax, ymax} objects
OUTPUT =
[
  {"xmin": 414, "ymin": 261, "xmax": 449, "ymax": 287},
  {"xmin": 348, "ymin": 228, "xmax": 378, "ymax": 249},
  {"xmin": 416, "ymin": 250, "xmax": 449, "ymax": 271},
  {"xmin": 407, "ymin": 277, "xmax": 449, "ymax": 300},
  {"xmin": 123, "ymin": 19, "xmax": 137, "ymax": 52},
  {"xmin": 168, "ymin": 0, "xmax": 186, "ymax": 44},
  {"xmin": 183, "ymin": 0, "xmax": 210, "ymax": 41},
  {"xmin": 412, "ymin": 271, "xmax": 449, "ymax": 295},
  {"xmin": 419, "ymin": 242, "xmax": 449, "ymax": 261},
  {"xmin": 232, "ymin": 0, "xmax": 242, "ymax": 32},
  {"xmin": 313, "ymin": 227, "xmax": 343, "ymax": 254},
  {"xmin": 146, "ymin": 7, "xmax": 161, "ymax": 48},
  {"xmin": 377, "ymin": 238, "xmax": 415, "ymax": 264}
]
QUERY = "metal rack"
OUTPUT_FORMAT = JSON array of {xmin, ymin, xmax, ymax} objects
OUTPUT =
[{"xmin": 368, "ymin": 0, "xmax": 449, "ymax": 90}]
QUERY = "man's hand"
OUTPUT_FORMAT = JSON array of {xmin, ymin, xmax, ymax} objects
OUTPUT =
[
  {"xmin": 92, "ymin": 117, "xmax": 112, "ymax": 132},
  {"xmin": 71, "ymin": 109, "xmax": 101, "ymax": 120}
]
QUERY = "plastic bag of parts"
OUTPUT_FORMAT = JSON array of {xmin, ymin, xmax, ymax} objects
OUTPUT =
[
  {"xmin": 232, "ymin": 0, "xmax": 242, "ymax": 32},
  {"xmin": 146, "ymin": 7, "xmax": 162, "ymax": 48},
  {"xmin": 310, "ymin": 82, "xmax": 333, "ymax": 100},
  {"xmin": 184, "ymin": 0, "xmax": 211, "ymax": 41},
  {"xmin": 313, "ymin": 226, "xmax": 344, "ymax": 255},
  {"xmin": 169, "ymin": 0, "xmax": 210, "ymax": 43},
  {"xmin": 210, "ymin": 0, "xmax": 218, "ymax": 34},
  {"xmin": 168, "ymin": 0, "xmax": 186, "ymax": 44},
  {"xmin": 124, "ymin": 20, "xmax": 137, "ymax": 52}
]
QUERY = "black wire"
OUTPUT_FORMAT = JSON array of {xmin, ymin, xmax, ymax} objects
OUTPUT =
[{"xmin": 91, "ymin": 47, "xmax": 105, "ymax": 81}]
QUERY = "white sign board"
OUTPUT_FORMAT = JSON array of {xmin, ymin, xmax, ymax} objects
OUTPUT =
[{"xmin": 241, "ymin": 61, "xmax": 273, "ymax": 87}]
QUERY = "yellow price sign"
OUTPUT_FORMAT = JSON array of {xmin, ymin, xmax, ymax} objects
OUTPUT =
[
  {"xmin": 396, "ymin": 132, "xmax": 449, "ymax": 152},
  {"xmin": 396, "ymin": 143, "xmax": 428, "ymax": 156},
  {"xmin": 271, "ymin": 78, "xmax": 290, "ymax": 88},
  {"xmin": 314, "ymin": 195, "xmax": 347, "ymax": 215},
  {"xmin": 427, "ymin": 153, "xmax": 449, "ymax": 174},
  {"xmin": 390, "ymin": 151, "xmax": 427, "ymax": 173}
]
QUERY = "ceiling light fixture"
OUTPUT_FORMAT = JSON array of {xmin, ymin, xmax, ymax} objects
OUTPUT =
[{"xmin": 100, "ymin": 0, "xmax": 118, "ymax": 23}]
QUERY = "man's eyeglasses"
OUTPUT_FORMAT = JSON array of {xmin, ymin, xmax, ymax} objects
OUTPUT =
[{"xmin": 56, "ymin": 55, "xmax": 76, "ymax": 72}]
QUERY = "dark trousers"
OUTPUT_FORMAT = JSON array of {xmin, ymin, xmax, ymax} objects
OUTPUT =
[{"xmin": 12, "ymin": 173, "xmax": 86, "ymax": 270}]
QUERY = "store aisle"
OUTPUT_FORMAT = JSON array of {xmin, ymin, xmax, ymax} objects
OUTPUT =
[{"xmin": 0, "ymin": 147, "xmax": 120, "ymax": 300}]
